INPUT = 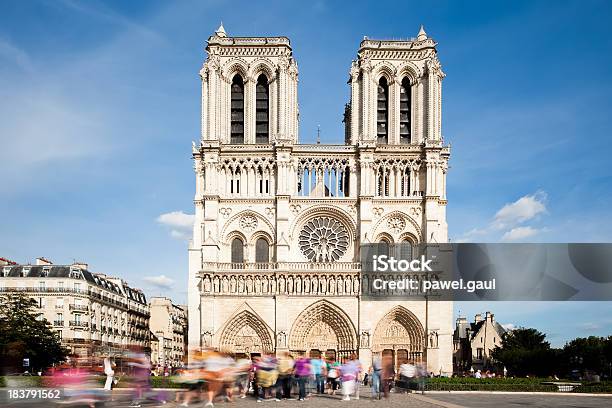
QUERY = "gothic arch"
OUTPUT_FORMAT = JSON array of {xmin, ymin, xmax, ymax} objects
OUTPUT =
[
  {"xmin": 372, "ymin": 305, "xmax": 425, "ymax": 353},
  {"xmin": 249, "ymin": 230, "xmax": 274, "ymax": 246},
  {"xmin": 398, "ymin": 232, "xmax": 418, "ymax": 244},
  {"xmin": 372, "ymin": 62, "xmax": 396, "ymax": 84},
  {"xmin": 374, "ymin": 232, "xmax": 395, "ymax": 244},
  {"xmin": 248, "ymin": 58, "xmax": 277, "ymax": 83},
  {"xmin": 218, "ymin": 309, "xmax": 274, "ymax": 354},
  {"xmin": 289, "ymin": 300, "xmax": 357, "ymax": 354},
  {"xmin": 222, "ymin": 210, "xmax": 275, "ymax": 243},
  {"xmin": 290, "ymin": 205, "xmax": 357, "ymax": 243},
  {"xmin": 222, "ymin": 58, "xmax": 249, "ymax": 82},
  {"xmin": 395, "ymin": 61, "xmax": 422, "ymax": 85},
  {"xmin": 371, "ymin": 210, "xmax": 422, "ymax": 242}
]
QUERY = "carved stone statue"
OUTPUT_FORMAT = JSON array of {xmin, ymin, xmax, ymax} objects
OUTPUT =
[
  {"xmin": 277, "ymin": 331, "xmax": 287, "ymax": 348},
  {"xmin": 360, "ymin": 331, "xmax": 370, "ymax": 348},
  {"xmin": 279, "ymin": 276, "xmax": 285, "ymax": 294},
  {"xmin": 203, "ymin": 276, "xmax": 211, "ymax": 293}
]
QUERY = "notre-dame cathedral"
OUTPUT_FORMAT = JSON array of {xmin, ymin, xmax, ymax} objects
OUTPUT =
[{"xmin": 187, "ymin": 24, "xmax": 452, "ymax": 374}]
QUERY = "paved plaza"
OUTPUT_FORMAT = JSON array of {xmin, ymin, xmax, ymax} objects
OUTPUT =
[{"xmin": 4, "ymin": 387, "xmax": 612, "ymax": 408}]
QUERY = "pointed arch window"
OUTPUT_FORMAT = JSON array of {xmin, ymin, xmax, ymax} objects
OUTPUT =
[
  {"xmin": 378, "ymin": 238, "xmax": 390, "ymax": 257},
  {"xmin": 400, "ymin": 239, "xmax": 414, "ymax": 261},
  {"xmin": 230, "ymin": 75, "xmax": 245, "ymax": 144},
  {"xmin": 255, "ymin": 74, "xmax": 269, "ymax": 143},
  {"xmin": 400, "ymin": 77, "xmax": 411, "ymax": 144},
  {"xmin": 255, "ymin": 237, "xmax": 270, "ymax": 263},
  {"xmin": 231, "ymin": 237, "xmax": 244, "ymax": 264},
  {"xmin": 377, "ymin": 77, "xmax": 389, "ymax": 144}
]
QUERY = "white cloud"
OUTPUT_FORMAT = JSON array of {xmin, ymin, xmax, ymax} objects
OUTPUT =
[
  {"xmin": 493, "ymin": 191, "xmax": 547, "ymax": 230},
  {"xmin": 143, "ymin": 274, "xmax": 174, "ymax": 289},
  {"xmin": 501, "ymin": 226, "xmax": 542, "ymax": 242},
  {"xmin": 501, "ymin": 323, "xmax": 516, "ymax": 331},
  {"xmin": 157, "ymin": 211, "xmax": 194, "ymax": 229},
  {"xmin": 157, "ymin": 211, "xmax": 194, "ymax": 240},
  {"xmin": 455, "ymin": 191, "xmax": 548, "ymax": 242}
]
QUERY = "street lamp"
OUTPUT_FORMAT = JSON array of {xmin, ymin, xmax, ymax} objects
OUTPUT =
[{"xmin": 503, "ymin": 366, "xmax": 507, "ymax": 377}]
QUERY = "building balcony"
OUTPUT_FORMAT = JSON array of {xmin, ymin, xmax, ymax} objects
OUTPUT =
[
  {"xmin": 53, "ymin": 320, "xmax": 64, "ymax": 327},
  {"xmin": 69, "ymin": 304, "xmax": 89, "ymax": 312},
  {"xmin": 69, "ymin": 321, "xmax": 89, "ymax": 328},
  {"xmin": 0, "ymin": 287, "xmax": 88, "ymax": 294}
]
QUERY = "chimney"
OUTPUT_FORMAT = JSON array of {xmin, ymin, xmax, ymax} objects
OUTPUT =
[
  {"xmin": 36, "ymin": 257, "xmax": 53, "ymax": 266},
  {"xmin": 486, "ymin": 312, "xmax": 494, "ymax": 323},
  {"xmin": 474, "ymin": 313, "xmax": 482, "ymax": 323}
]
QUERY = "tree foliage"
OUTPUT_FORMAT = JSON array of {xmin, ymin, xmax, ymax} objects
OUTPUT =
[
  {"xmin": 560, "ymin": 336, "xmax": 612, "ymax": 377},
  {"xmin": 491, "ymin": 327, "xmax": 559, "ymax": 377},
  {"xmin": 0, "ymin": 293, "xmax": 69, "ymax": 373}
]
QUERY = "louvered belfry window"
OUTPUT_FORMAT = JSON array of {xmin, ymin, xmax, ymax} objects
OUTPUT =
[
  {"xmin": 230, "ymin": 75, "xmax": 245, "ymax": 144},
  {"xmin": 377, "ymin": 77, "xmax": 389, "ymax": 144},
  {"xmin": 400, "ymin": 77, "xmax": 411, "ymax": 144},
  {"xmin": 255, "ymin": 74, "xmax": 269, "ymax": 143}
]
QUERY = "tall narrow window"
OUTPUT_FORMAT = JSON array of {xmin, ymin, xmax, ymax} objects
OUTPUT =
[
  {"xmin": 231, "ymin": 75, "xmax": 245, "ymax": 144},
  {"xmin": 255, "ymin": 74, "xmax": 269, "ymax": 143},
  {"xmin": 400, "ymin": 77, "xmax": 411, "ymax": 144},
  {"xmin": 255, "ymin": 238, "xmax": 270, "ymax": 263},
  {"xmin": 377, "ymin": 77, "xmax": 389, "ymax": 144},
  {"xmin": 231, "ymin": 237, "xmax": 244, "ymax": 264},
  {"xmin": 378, "ymin": 238, "xmax": 390, "ymax": 257}
]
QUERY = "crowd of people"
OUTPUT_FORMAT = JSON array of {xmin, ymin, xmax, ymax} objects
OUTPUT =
[
  {"xmin": 46, "ymin": 348, "xmax": 430, "ymax": 407},
  {"xmin": 170, "ymin": 349, "xmax": 429, "ymax": 407}
]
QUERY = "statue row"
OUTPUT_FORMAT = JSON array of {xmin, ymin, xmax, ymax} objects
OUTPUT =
[{"xmin": 202, "ymin": 273, "xmax": 361, "ymax": 296}]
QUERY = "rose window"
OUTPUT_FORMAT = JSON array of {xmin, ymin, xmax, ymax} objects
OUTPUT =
[{"xmin": 299, "ymin": 217, "xmax": 349, "ymax": 262}]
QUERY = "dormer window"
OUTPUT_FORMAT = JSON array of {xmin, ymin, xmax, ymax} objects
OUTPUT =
[{"xmin": 41, "ymin": 267, "xmax": 50, "ymax": 277}]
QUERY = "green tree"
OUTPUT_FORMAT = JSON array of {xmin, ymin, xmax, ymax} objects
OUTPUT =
[
  {"xmin": 491, "ymin": 327, "xmax": 559, "ymax": 377},
  {"xmin": 0, "ymin": 293, "xmax": 69, "ymax": 373},
  {"xmin": 562, "ymin": 336, "xmax": 612, "ymax": 377}
]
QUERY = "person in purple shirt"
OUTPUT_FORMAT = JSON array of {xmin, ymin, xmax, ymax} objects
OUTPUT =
[{"xmin": 294, "ymin": 357, "xmax": 311, "ymax": 401}]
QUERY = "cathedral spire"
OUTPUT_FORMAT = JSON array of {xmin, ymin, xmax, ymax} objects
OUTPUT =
[
  {"xmin": 417, "ymin": 24, "xmax": 427, "ymax": 41},
  {"xmin": 215, "ymin": 22, "xmax": 227, "ymax": 38}
]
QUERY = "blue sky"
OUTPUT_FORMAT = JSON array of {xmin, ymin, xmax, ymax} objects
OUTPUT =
[{"xmin": 1, "ymin": 0, "xmax": 612, "ymax": 347}]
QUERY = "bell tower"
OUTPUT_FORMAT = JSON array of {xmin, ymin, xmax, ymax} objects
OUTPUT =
[
  {"xmin": 199, "ymin": 24, "xmax": 299, "ymax": 145},
  {"xmin": 346, "ymin": 26, "xmax": 444, "ymax": 145}
]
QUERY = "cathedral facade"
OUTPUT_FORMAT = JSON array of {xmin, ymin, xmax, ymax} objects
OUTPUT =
[{"xmin": 188, "ymin": 25, "xmax": 452, "ymax": 374}]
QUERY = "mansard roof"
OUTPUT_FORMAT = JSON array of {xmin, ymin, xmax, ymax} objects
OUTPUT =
[{"xmin": 1, "ymin": 264, "xmax": 147, "ymax": 304}]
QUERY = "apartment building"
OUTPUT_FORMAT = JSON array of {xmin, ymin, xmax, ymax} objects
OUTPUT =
[
  {"xmin": 0, "ymin": 257, "xmax": 150, "ymax": 358},
  {"xmin": 149, "ymin": 297, "xmax": 188, "ymax": 368}
]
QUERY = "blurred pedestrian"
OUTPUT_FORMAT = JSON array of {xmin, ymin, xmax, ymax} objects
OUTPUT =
[{"xmin": 294, "ymin": 355, "xmax": 311, "ymax": 401}]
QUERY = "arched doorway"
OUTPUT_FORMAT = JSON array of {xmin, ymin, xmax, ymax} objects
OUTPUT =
[
  {"xmin": 289, "ymin": 300, "xmax": 356, "ymax": 362},
  {"xmin": 372, "ymin": 306, "xmax": 425, "ymax": 371},
  {"xmin": 218, "ymin": 310, "xmax": 274, "ymax": 356}
]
